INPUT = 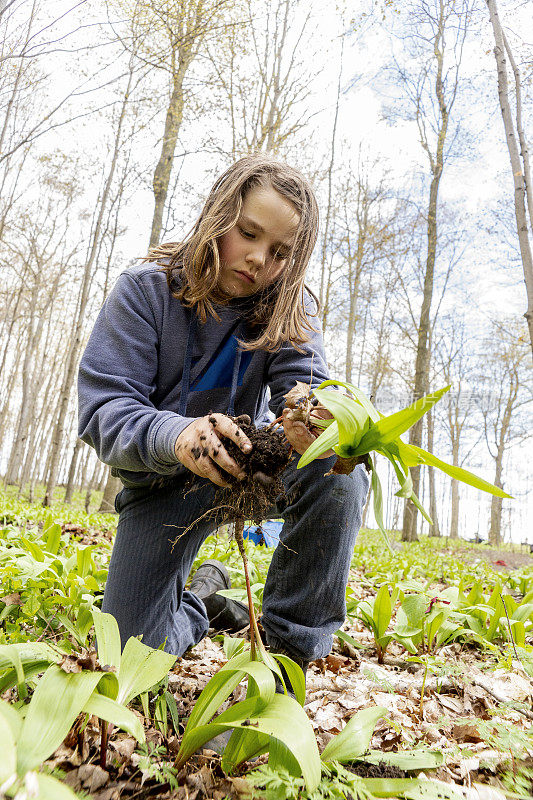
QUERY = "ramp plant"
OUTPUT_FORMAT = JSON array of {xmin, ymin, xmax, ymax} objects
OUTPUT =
[
  {"xmin": 289, "ymin": 380, "xmax": 511, "ymax": 548},
  {"xmin": 0, "ymin": 610, "xmax": 175, "ymax": 796}
]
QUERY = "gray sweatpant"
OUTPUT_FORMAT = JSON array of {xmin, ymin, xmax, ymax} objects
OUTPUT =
[{"xmin": 102, "ymin": 455, "xmax": 369, "ymax": 662}]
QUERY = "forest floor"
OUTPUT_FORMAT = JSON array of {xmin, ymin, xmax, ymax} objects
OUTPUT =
[{"xmin": 1, "ymin": 486, "xmax": 533, "ymax": 799}]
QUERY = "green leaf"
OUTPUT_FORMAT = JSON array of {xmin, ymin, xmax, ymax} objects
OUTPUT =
[
  {"xmin": 296, "ymin": 421, "xmax": 339, "ymax": 468},
  {"xmin": 45, "ymin": 523, "xmax": 62, "ymax": 555},
  {"xmin": 360, "ymin": 749, "xmax": 444, "ymax": 771},
  {"xmin": 394, "ymin": 471, "xmax": 413, "ymax": 498},
  {"xmin": 370, "ymin": 461, "xmax": 393, "ymax": 553},
  {"xmin": 271, "ymin": 654, "xmax": 306, "ymax": 706},
  {"xmin": 314, "ymin": 380, "xmax": 382, "ymax": 423},
  {"xmin": 311, "ymin": 389, "xmax": 370, "ymax": 455},
  {"xmin": 0, "ymin": 698, "xmax": 22, "ymax": 741},
  {"xmin": 76, "ymin": 546, "xmax": 93, "ymax": 577},
  {"xmin": 178, "ymin": 693, "xmax": 321, "ymax": 791},
  {"xmin": 510, "ymin": 603, "xmax": 533, "ymax": 623},
  {"xmin": 117, "ymin": 637, "xmax": 175, "ymax": 705},
  {"xmin": 20, "ymin": 536, "xmax": 45, "ymax": 562},
  {"xmin": 165, "ymin": 690, "xmax": 181, "ymax": 734},
  {"xmin": 16, "ymin": 665, "xmax": 111, "ymax": 774},
  {"xmin": 334, "ymin": 629, "xmax": 365, "ymax": 650},
  {"xmin": 374, "ymin": 585, "xmax": 392, "ymax": 639},
  {"xmin": 0, "ymin": 706, "xmax": 17, "ymax": 785},
  {"xmin": 34, "ymin": 772, "xmax": 81, "ymax": 800},
  {"xmin": 189, "ymin": 654, "xmax": 276, "ymax": 733},
  {"xmin": 409, "ymin": 446, "xmax": 512, "ymax": 499},
  {"xmin": 92, "ymin": 609, "xmax": 122, "ymax": 672},
  {"xmin": 380, "ymin": 447, "xmax": 433, "ymax": 526},
  {"xmin": 82, "ymin": 693, "xmax": 145, "ymax": 743},
  {"xmin": 0, "ymin": 644, "xmax": 27, "ymax": 699},
  {"xmin": 222, "ymin": 678, "xmax": 271, "ymax": 770},
  {"xmin": 320, "ymin": 706, "xmax": 387, "ymax": 763},
  {"xmin": 222, "ymin": 636, "xmax": 249, "ymax": 660},
  {"xmin": 355, "ymin": 386, "xmax": 451, "ymax": 454}
]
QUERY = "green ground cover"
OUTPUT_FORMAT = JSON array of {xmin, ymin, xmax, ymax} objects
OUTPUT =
[{"xmin": 1, "ymin": 487, "xmax": 533, "ymax": 799}]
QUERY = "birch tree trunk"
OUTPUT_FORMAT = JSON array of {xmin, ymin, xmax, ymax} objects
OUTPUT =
[{"xmin": 486, "ymin": 0, "xmax": 533, "ymax": 356}]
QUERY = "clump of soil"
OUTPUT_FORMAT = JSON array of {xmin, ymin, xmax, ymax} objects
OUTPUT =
[
  {"xmin": 346, "ymin": 760, "xmax": 408, "ymax": 779},
  {"xmin": 214, "ymin": 417, "xmax": 291, "ymax": 524}
]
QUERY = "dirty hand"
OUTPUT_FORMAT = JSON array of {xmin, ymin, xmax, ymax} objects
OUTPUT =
[
  {"xmin": 282, "ymin": 406, "xmax": 335, "ymax": 458},
  {"xmin": 175, "ymin": 413, "xmax": 252, "ymax": 488}
]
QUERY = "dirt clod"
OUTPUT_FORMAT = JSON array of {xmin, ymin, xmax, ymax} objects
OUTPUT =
[
  {"xmin": 217, "ymin": 421, "xmax": 291, "ymax": 524},
  {"xmin": 347, "ymin": 760, "xmax": 408, "ymax": 779}
]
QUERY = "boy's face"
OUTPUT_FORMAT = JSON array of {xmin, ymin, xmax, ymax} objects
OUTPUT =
[{"xmin": 216, "ymin": 185, "xmax": 300, "ymax": 298}]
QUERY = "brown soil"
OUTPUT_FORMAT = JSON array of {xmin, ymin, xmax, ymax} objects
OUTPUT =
[
  {"xmin": 347, "ymin": 760, "xmax": 408, "ymax": 779},
  {"xmin": 215, "ymin": 420, "xmax": 291, "ymax": 524}
]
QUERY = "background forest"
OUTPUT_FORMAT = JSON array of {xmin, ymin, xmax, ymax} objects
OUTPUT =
[{"xmin": 0, "ymin": 0, "xmax": 531, "ymax": 544}]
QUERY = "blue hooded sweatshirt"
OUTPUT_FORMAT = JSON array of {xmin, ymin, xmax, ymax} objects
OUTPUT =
[{"xmin": 78, "ymin": 262, "xmax": 330, "ymax": 487}]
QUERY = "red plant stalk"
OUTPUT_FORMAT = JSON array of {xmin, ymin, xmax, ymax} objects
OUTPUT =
[{"xmin": 233, "ymin": 515, "xmax": 263, "ymax": 661}]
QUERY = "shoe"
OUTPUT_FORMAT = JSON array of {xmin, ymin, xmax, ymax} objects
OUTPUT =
[
  {"xmin": 267, "ymin": 638, "xmax": 309, "ymax": 701},
  {"xmin": 189, "ymin": 560, "xmax": 250, "ymax": 634}
]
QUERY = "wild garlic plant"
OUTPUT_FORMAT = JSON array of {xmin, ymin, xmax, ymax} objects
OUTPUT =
[{"xmin": 290, "ymin": 380, "xmax": 511, "ymax": 550}]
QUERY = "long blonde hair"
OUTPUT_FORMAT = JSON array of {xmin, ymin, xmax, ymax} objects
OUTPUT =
[{"xmin": 146, "ymin": 154, "xmax": 320, "ymax": 352}]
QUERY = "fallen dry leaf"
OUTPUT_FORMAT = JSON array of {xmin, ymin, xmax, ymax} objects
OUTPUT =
[{"xmin": 0, "ymin": 592, "xmax": 23, "ymax": 606}]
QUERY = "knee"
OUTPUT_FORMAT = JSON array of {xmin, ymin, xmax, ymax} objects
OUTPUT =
[{"xmin": 285, "ymin": 457, "xmax": 369, "ymax": 517}]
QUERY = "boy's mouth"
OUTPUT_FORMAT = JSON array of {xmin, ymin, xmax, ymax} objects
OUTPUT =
[{"xmin": 235, "ymin": 270, "xmax": 256, "ymax": 284}]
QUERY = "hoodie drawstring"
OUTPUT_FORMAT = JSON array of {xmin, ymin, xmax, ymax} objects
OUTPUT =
[
  {"xmin": 179, "ymin": 313, "xmax": 197, "ymax": 416},
  {"xmin": 227, "ymin": 346, "xmax": 242, "ymax": 417}
]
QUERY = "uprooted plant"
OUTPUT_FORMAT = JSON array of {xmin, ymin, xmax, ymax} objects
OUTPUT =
[{"xmin": 285, "ymin": 379, "xmax": 511, "ymax": 550}]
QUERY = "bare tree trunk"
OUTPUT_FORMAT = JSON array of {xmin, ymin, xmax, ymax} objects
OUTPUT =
[
  {"xmin": 319, "ymin": 37, "xmax": 343, "ymax": 312},
  {"xmin": 98, "ymin": 468, "xmax": 121, "ymax": 513},
  {"xmin": 64, "ymin": 439, "xmax": 84, "ymax": 505},
  {"xmin": 149, "ymin": 62, "xmax": 190, "ymax": 248},
  {"xmin": 449, "ymin": 433, "xmax": 461, "ymax": 539},
  {"xmin": 402, "ymin": 0, "xmax": 462, "ymax": 541},
  {"xmin": 486, "ymin": 0, "xmax": 533, "ymax": 355},
  {"xmin": 488, "ymin": 398, "xmax": 512, "ymax": 545},
  {"xmin": 84, "ymin": 459, "xmax": 103, "ymax": 514},
  {"xmin": 427, "ymin": 410, "xmax": 440, "ymax": 536}
]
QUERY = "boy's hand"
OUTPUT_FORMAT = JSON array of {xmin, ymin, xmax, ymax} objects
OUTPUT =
[
  {"xmin": 175, "ymin": 413, "xmax": 252, "ymax": 488},
  {"xmin": 282, "ymin": 407, "xmax": 335, "ymax": 458}
]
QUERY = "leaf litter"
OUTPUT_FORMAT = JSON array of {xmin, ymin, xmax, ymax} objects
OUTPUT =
[{"xmin": 37, "ymin": 612, "xmax": 533, "ymax": 799}]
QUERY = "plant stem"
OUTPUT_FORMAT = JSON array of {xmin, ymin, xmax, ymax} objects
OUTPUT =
[
  {"xmin": 500, "ymin": 593, "xmax": 520, "ymax": 662},
  {"xmin": 99, "ymin": 719, "xmax": 109, "ymax": 768},
  {"xmin": 233, "ymin": 515, "xmax": 262, "ymax": 660},
  {"xmin": 266, "ymin": 416, "xmax": 283, "ymax": 430},
  {"xmin": 419, "ymin": 659, "xmax": 428, "ymax": 718}
]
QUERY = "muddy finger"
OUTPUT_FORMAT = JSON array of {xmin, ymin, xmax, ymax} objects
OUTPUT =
[
  {"xmin": 212, "ymin": 414, "xmax": 252, "ymax": 453},
  {"xmin": 207, "ymin": 432, "xmax": 247, "ymax": 481},
  {"xmin": 198, "ymin": 456, "xmax": 232, "ymax": 488}
]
